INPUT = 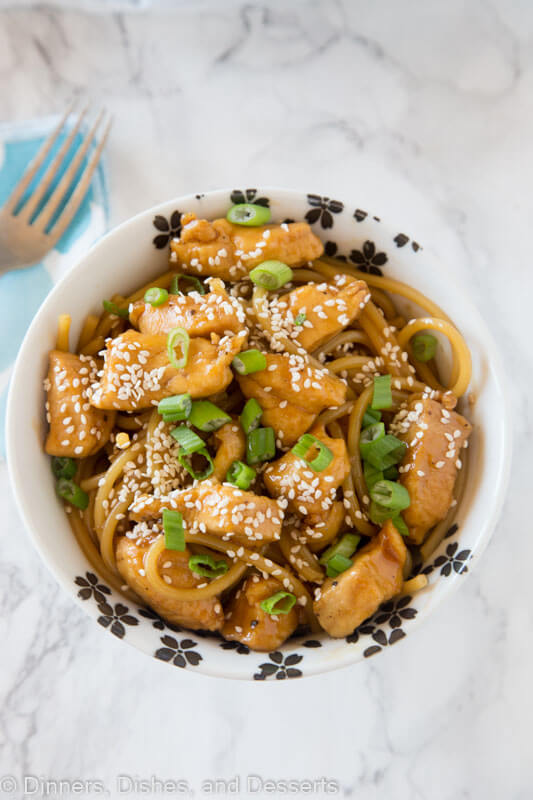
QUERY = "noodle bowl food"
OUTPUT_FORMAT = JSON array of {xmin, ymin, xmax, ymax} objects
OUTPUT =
[{"xmin": 42, "ymin": 201, "xmax": 475, "ymax": 653}]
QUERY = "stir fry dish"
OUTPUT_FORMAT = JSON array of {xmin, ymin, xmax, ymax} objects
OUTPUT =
[{"xmin": 44, "ymin": 203, "xmax": 473, "ymax": 650}]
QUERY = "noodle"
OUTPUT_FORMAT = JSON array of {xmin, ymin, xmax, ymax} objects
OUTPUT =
[{"xmin": 56, "ymin": 314, "xmax": 71, "ymax": 352}]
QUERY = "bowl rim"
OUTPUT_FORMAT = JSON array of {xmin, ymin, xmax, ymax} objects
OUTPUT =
[{"xmin": 6, "ymin": 186, "xmax": 513, "ymax": 679}]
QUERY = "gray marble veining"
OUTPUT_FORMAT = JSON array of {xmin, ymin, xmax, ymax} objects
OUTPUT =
[{"xmin": 0, "ymin": 2, "xmax": 530, "ymax": 798}]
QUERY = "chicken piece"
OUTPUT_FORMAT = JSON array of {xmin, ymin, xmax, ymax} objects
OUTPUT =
[
  {"xmin": 268, "ymin": 279, "xmax": 371, "ymax": 352},
  {"xmin": 392, "ymin": 396, "xmax": 472, "ymax": 544},
  {"xmin": 314, "ymin": 520, "xmax": 407, "ymax": 638},
  {"xmin": 170, "ymin": 213, "xmax": 324, "ymax": 281},
  {"xmin": 129, "ymin": 282, "xmax": 246, "ymax": 337},
  {"xmin": 44, "ymin": 350, "xmax": 114, "ymax": 458},
  {"xmin": 90, "ymin": 329, "xmax": 246, "ymax": 411},
  {"xmin": 264, "ymin": 424, "xmax": 350, "ymax": 517},
  {"xmin": 221, "ymin": 576, "xmax": 300, "ymax": 651},
  {"xmin": 116, "ymin": 533, "xmax": 223, "ymax": 631},
  {"xmin": 212, "ymin": 421, "xmax": 246, "ymax": 482},
  {"xmin": 303, "ymin": 500, "xmax": 346, "ymax": 552},
  {"xmin": 129, "ymin": 482, "xmax": 284, "ymax": 546},
  {"xmin": 237, "ymin": 353, "xmax": 346, "ymax": 446}
]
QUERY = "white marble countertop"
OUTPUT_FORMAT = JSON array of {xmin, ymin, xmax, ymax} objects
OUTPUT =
[{"xmin": 0, "ymin": 2, "xmax": 531, "ymax": 798}]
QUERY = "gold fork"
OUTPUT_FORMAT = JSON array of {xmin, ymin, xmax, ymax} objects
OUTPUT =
[{"xmin": 0, "ymin": 105, "xmax": 112, "ymax": 274}]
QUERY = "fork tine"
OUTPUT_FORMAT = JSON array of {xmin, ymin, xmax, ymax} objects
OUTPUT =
[
  {"xmin": 18, "ymin": 105, "xmax": 89, "ymax": 222},
  {"xmin": 4, "ymin": 103, "xmax": 76, "ymax": 214},
  {"xmin": 34, "ymin": 109, "xmax": 106, "ymax": 232},
  {"xmin": 48, "ymin": 115, "xmax": 112, "ymax": 243}
]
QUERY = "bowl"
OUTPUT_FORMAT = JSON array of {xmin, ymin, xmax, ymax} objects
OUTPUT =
[{"xmin": 6, "ymin": 187, "xmax": 511, "ymax": 679}]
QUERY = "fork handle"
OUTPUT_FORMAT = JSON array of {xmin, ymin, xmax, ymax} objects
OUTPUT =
[{"xmin": 0, "ymin": 243, "xmax": 31, "ymax": 275}]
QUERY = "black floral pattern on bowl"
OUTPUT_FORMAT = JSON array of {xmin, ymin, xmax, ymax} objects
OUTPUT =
[
  {"xmin": 97, "ymin": 601, "xmax": 138, "ymax": 639},
  {"xmin": 220, "ymin": 640, "xmax": 250, "ymax": 655},
  {"xmin": 137, "ymin": 606, "xmax": 182, "ymax": 633},
  {"xmin": 230, "ymin": 188, "xmax": 270, "ymax": 208},
  {"xmin": 305, "ymin": 194, "xmax": 344, "ymax": 229},
  {"xmin": 155, "ymin": 635, "xmax": 202, "ymax": 668},
  {"xmin": 254, "ymin": 652, "xmax": 303, "ymax": 680},
  {"xmin": 422, "ymin": 541, "xmax": 471, "ymax": 577},
  {"xmin": 152, "ymin": 210, "xmax": 182, "ymax": 249},
  {"xmin": 75, "ymin": 572, "xmax": 111, "ymax": 604},
  {"xmin": 349, "ymin": 240, "xmax": 388, "ymax": 275},
  {"xmin": 345, "ymin": 595, "xmax": 417, "ymax": 658}
]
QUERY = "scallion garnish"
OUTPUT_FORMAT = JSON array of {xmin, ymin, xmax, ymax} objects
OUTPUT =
[
  {"xmin": 325, "ymin": 553, "xmax": 353, "ymax": 578},
  {"xmin": 232, "ymin": 349, "xmax": 267, "ymax": 376},
  {"xmin": 319, "ymin": 533, "xmax": 360, "ymax": 566},
  {"xmin": 291, "ymin": 433, "xmax": 333, "ymax": 473},
  {"xmin": 362, "ymin": 407, "xmax": 382, "ymax": 428},
  {"xmin": 226, "ymin": 460, "xmax": 256, "ymax": 490},
  {"xmin": 368, "ymin": 501, "xmax": 393, "ymax": 526},
  {"xmin": 371, "ymin": 374, "xmax": 392, "ymax": 410},
  {"xmin": 369, "ymin": 479, "xmax": 410, "ymax": 512},
  {"xmin": 412, "ymin": 333, "xmax": 437, "ymax": 362},
  {"xmin": 392, "ymin": 515, "xmax": 409, "ymax": 537},
  {"xmin": 294, "ymin": 312, "xmax": 306, "ymax": 326},
  {"xmin": 167, "ymin": 327, "xmax": 190, "ymax": 369},
  {"xmin": 260, "ymin": 591, "xmax": 296, "ymax": 615},
  {"xmin": 226, "ymin": 203, "xmax": 271, "ymax": 227},
  {"xmin": 249, "ymin": 260, "xmax": 293, "ymax": 290},
  {"xmin": 359, "ymin": 422, "xmax": 385, "ymax": 460},
  {"xmin": 102, "ymin": 300, "xmax": 129, "ymax": 318},
  {"xmin": 144, "ymin": 287, "xmax": 169, "ymax": 307},
  {"xmin": 178, "ymin": 449, "xmax": 214, "ymax": 481},
  {"xmin": 56, "ymin": 478, "xmax": 89, "ymax": 510},
  {"xmin": 363, "ymin": 434, "xmax": 407, "ymax": 471},
  {"xmin": 188, "ymin": 553, "xmax": 229, "ymax": 578},
  {"xmin": 163, "ymin": 508, "xmax": 185, "ymax": 551},
  {"xmin": 51, "ymin": 456, "xmax": 77, "ymax": 480},
  {"xmin": 363, "ymin": 461, "xmax": 384, "ymax": 492},
  {"xmin": 246, "ymin": 427, "xmax": 276, "ymax": 465},
  {"xmin": 157, "ymin": 394, "xmax": 192, "ymax": 423},
  {"xmin": 169, "ymin": 274, "xmax": 205, "ymax": 296},
  {"xmin": 240, "ymin": 398, "xmax": 263, "ymax": 435},
  {"xmin": 383, "ymin": 465, "xmax": 399, "ymax": 481},
  {"xmin": 188, "ymin": 400, "xmax": 231, "ymax": 432},
  {"xmin": 170, "ymin": 425, "xmax": 205, "ymax": 453}
]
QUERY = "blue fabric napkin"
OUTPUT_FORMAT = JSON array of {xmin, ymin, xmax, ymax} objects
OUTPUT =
[{"xmin": 0, "ymin": 115, "xmax": 109, "ymax": 457}]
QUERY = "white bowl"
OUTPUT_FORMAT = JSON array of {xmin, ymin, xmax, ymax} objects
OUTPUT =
[{"xmin": 6, "ymin": 187, "xmax": 511, "ymax": 680}]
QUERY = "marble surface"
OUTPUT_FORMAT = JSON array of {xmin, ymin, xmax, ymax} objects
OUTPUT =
[{"xmin": 0, "ymin": 1, "xmax": 531, "ymax": 798}]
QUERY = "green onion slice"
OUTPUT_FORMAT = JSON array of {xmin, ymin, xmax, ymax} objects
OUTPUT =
[
  {"xmin": 291, "ymin": 433, "xmax": 334, "ymax": 472},
  {"xmin": 246, "ymin": 427, "xmax": 276, "ymax": 465},
  {"xmin": 189, "ymin": 400, "xmax": 231, "ymax": 432},
  {"xmin": 167, "ymin": 327, "xmax": 190, "ymax": 370},
  {"xmin": 249, "ymin": 260, "xmax": 293, "ymax": 290},
  {"xmin": 412, "ymin": 333, "xmax": 437, "ymax": 362},
  {"xmin": 51, "ymin": 456, "xmax": 77, "ymax": 480},
  {"xmin": 370, "ymin": 479, "xmax": 410, "ymax": 512},
  {"xmin": 163, "ymin": 508, "xmax": 185, "ymax": 551},
  {"xmin": 232, "ymin": 349, "xmax": 267, "ymax": 376},
  {"xmin": 363, "ymin": 434, "xmax": 407, "ymax": 471},
  {"xmin": 178, "ymin": 448, "xmax": 214, "ymax": 481},
  {"xmin": 363, "ymin": 461, "xmax": 384, "ymax": 492},
  {"xmin": 226, "ymin": 203, "xmax": 271, "ymax": 227},
  {"xmin": 226, "ymin": 460, "xmax": 256, "ymax": 490},
  {"xmin": 144, "ymin": 287, "xmax": 169, "ymax": 307},
  {"xmin": 392, "ymin": 515, "xmax": 409, "ymax": 537},
  {"xmin": 319, "ymin": 533, "xmax": 361, "ymax": 566},
  {"xmin": 56, "ymin": 478, "xmax": 89, "ymax": 510},
  {"xmin": 260, "ymin": 591, "xmax": 296, "ymax": 615},
  {"xmin": 362, "ymin": 407, "xmax": 382, "ymax": 428},
  {"xmin": 383, "ymin": 465, "xmax": 399, "ymax": 481},
  {"xmin": 170, "ymin": 425, "xmax": 205, "ymax": 453},
  {"xmin": 169, "ymin": 274, "xmax": 205, "ymax": 296},
  {"xmin": 368, "ymin": 501, "xmax": 393, "ymax": 525},
  {"xmin": 371, "ymin": 374, "xmax": 392, "ymax": 410},
  {"xmin": 240, "ymin": 398, "xmax": 263, "ymax": 435},
  {"xmin": 359, "ymin": 422, "xmax": 385, "ymax": 460},
  {"xmin": 294, "ymin": 312, "xmax": 306, "ymax": 326},
  {"xmin": 326, "ymin": 553, "xmax": 353, "ymax": 578},
  {"xmin": 188, "ymin": 553, "xmax": 229, "ymax": 578},
  {"xmin": 157, "ymin": 394, "xmax": 191, "ymax": 423},
  {"xmin": 102, "ymin": 300, "xmax": 129, "ymax": 318}
]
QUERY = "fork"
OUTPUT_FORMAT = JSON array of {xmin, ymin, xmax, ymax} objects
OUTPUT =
[{"xmin": 0, "ymin": 105, "xmax": 112, "ymax": 275}]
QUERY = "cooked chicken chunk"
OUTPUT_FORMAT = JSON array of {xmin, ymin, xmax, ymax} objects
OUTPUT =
[
  {"xmin": 116, "ymin": 533, "xmax": 223, "ymax": 631},
  {"xmin": 129, "ymin": 482, "xmax": 284, "ymax": 546},
  {"xmin": 264, "ymin": 424, "xmax": 350, "ymax": 516},
  {"xmin": 302, "ymin": 500, "xmax": 345, "ymax": 552},
  {"xmin": 221, "ymin": 576, "xmax": 300, "ymax": 651},
  {"xmin": 129, "ymin": 282, "xmax": 245, "ymax": 337},
  {"xmin": 393, "ymin": 396, "xmax": 472, "ymax": 544},
  {"xmin": 314, "ymin": 520, "xmax": 407, "ymax": 637},
  {"xmin": 44, "ymin": 350, "xmax": 114, "ymax": 458},
  {"xmin": 212, "ymin": 421, "xmax": 246, "ymax": 482},
  {"xmin": 90, "ymin": 329, "xmax": 246, "ymax": 411},
  {"xmin": 268, "ymin": 279, "xmax": 370, "ymax": 352},
  {"xmin": 170, "ymin": 213, "xmax": 324, "ymax": 280},
  {"xmin": 237, "ymin": 353, "xmax": 346, "ymax": 446}
]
